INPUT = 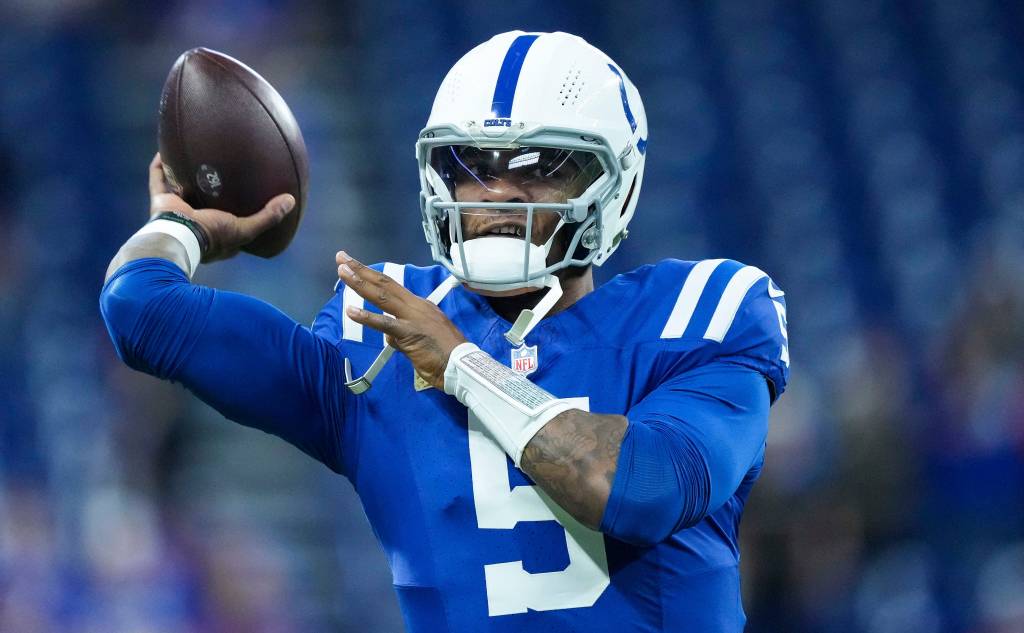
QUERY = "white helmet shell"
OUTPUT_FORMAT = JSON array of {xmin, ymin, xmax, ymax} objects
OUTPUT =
[{"xmin": 417, "ymin": 31, "xmax": 648, "ymax": 288}]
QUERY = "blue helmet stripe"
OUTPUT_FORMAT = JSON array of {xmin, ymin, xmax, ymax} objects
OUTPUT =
[
  {"xmin": 607, "ymin": 63, "xmax": 638, "ymax": 134},
  {"xmin": 490, "ymin": 34, "xmax": 540, "ymax": 119},
  {"xmin": 608, "ymin": 63, "xmax": 647, "ymax": 155}
]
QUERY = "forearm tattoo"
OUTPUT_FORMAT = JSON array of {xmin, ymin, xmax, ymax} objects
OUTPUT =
[{"xmin": 520, "ymin": 410, "xmax": 628, "ymax": 529}]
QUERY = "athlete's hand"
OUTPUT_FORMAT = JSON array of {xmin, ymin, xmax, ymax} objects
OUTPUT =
[
  {"xmin": 337, "ymin": 251, "xmax": 467, "ymax": 390},
  {"xmin": 148, "ymin": 153, "xmax": 295, "ymax": 262}
]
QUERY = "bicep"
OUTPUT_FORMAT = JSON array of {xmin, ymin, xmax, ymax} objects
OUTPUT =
[
  {"xmin": 629, "ymin": 363, "xmax": 769, "ymax": 512},
  {"xmin": 600, "ymin": 362, "xmax": 769, "ymax": 545}
]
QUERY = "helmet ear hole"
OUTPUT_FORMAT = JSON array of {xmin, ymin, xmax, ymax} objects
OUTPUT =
[
  {"xmin": 440, "ymin": 217, "xmax": 452, "ymax": 252},
  {"xmin": 620, "ymin": 175, "xmax": 638, "ymax": 218}
]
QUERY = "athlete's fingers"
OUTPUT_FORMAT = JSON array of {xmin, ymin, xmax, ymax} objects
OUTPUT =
[
  {"xmin": 345, "ymin": 306, "xmax": 404, "ymax": 338},
  {"xmin": 337, "ymin": 263, "xmax": 406, "ymax": 314},
  {"xmin": 336, "ymin": 251, "xmax": 416, "ymax": 313},
  {"xmin": 149, "ymin": 152, "xmax": 171, "ymax": 197},
  {"xmin": 336, "ymin": 252, "xmax": 392, "ymax": 286},
  {"xmin": 237, "ymin": 194, "xmax": 295, "ymax": 240}
]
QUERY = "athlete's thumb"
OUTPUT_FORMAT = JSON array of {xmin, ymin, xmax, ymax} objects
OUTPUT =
[{"xmin": 241, "ymin": 193, "xmax": 295, "ymax": 238}]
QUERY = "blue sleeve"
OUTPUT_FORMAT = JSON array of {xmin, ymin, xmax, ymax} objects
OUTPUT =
[
  {"xmin": 99, "ymin": 258, "xmax": 350, "ymax": 473},
  {"xmin": 599, "ymin": 362, "xmax": 769, "ymax": 546},
  {"xmin": 720, "ymin": 275, "xmax": 789, "ymax": 402}
]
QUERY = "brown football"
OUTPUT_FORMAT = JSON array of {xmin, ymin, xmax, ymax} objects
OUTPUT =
[{"xmin": 158, "ymin": 47, "xmax": 308, "ymax": 258}]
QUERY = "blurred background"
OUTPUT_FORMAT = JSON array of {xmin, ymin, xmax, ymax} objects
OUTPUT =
[{"xmin": 1, "ymin": 0, "xmax": 1022, "ymax": 631}]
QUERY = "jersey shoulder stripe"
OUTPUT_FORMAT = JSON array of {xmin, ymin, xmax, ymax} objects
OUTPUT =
[
  {"xmin": 766, "ymin": 279, "xmax": 789, "ymax": 367},
  {"xmin": 659, "ymin": 258, "xmax": 759, "ymax": 342},
  {"xmin": 651, "ymin": 257, "xmax": 790, "ymax": 399},
  {"xmin": 659, "ymin": 258, "xmax": 726, "ymax": 339},
  {"xmin": 703, "ymin": 265, "xmax": 769, "ymax": 343}
]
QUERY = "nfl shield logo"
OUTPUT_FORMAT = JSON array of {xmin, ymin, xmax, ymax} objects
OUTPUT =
[{"xmin": 510, "ymin": 345, "xmax": 538, "ymax": 376}]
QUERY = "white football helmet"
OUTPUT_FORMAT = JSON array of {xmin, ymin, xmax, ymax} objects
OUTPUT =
[{"xmin": 416, "ymin": 31, "xmax": 648, "ymax": 295}]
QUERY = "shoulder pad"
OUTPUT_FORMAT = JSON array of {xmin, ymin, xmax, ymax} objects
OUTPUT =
[{"xmin": 654, "ymin": 259, "xmax": 789, "ymax": 400}]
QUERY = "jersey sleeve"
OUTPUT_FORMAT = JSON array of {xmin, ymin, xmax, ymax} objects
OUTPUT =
[
  {"xmin": 100, "ymin": 258, "xmax": 351, "ymax": 474},
  {"xmin": 599, "ymin": 362, "xmax": 770, "ymax": 546},
  {"xmin": 716, "ymin": 274, "xmax": 789, "ymax": 401},
  {"xmin": 311, "ymin": 279, "xmax": 345, "ymax": 343},
  {"xmin": 646, "ymin": 259, "xmax": 789, "ymax": 401}
]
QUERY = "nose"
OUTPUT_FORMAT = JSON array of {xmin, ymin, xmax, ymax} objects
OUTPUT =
[{"xmin": 481, "ymin": 180, "xmax": 529, "ymax": 206}]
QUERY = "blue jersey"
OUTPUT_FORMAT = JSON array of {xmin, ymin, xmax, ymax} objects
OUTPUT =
[{"xmin": 100, "ymin": 257, "xmax": 789, "ymax": 632}]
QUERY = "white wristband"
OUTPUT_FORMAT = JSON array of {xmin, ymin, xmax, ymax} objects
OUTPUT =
[
  {"xmin": 444, "ymin": 342, "xmax": 576, "ymax": 466},
  {"xmin": 133, "ymin": 219, "xmax": 202, "ymax": 277}
]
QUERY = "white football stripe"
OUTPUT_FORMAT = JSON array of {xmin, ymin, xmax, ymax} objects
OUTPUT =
[
  {"xmin": 774, "ymin": 295, "xmax": 790, "ymax": 366},
  {"xmin": 381, "ymin": 263, "xmax": 406, "ymax": 319},
  {"xmin": 770, "ymin": 282, "xmax": 790, "ymax": 366},
  {"xmin": 772, "ymin": 300, "xmax": 789, "ymax": 339},
  {"xmin": 383, "ymin": 263, "xmax": 406, "ymax": 286},
  {"xmin": 660, "ymin": 259, "xmax": 726, "ymax": 339},
  {"xmin": 703, "ymin": 266, "xmax": 768, "ymax": 343},
  {"xmin": 342, "ymin": 263, "xmax": 406, "ymax": 342},
  {"xmin": 341, "ymin": 284, "xmax": 364, "ymax": 342}
]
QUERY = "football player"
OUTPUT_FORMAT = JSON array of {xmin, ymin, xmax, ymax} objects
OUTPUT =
[{"xmin": 101, "ymin": 31, "xmax": 789, "ymax": 632}]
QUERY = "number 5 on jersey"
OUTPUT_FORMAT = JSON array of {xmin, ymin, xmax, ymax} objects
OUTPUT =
[{"xmin": 467, "ymin": 397, "xmax": 610, "ymax": 616}]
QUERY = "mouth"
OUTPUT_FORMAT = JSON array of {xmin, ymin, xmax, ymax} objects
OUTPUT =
[{"xmin": 474, "ymin": 222, "xmax": 527, "ymax": 239}]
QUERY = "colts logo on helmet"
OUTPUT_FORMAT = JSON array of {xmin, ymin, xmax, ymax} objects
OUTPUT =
[{"xmin": 510, "ymin": 345, "xmax": 538, "ymax": 376}]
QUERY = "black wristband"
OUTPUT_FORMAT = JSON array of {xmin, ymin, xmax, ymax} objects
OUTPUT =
[{"xmin": 150, "ymin": 211, "xmax": 210, "ymax": 255}]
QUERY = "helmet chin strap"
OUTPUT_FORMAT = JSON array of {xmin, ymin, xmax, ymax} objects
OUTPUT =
[
  {"xmin": 503, "ymin": 273, "xmax": 562, "ymax": 346},
  {"xmin": 501, "ymin": 217, "xmax": 565, "ymax": 346}
]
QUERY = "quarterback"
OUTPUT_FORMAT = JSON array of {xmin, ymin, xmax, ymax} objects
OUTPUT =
[{"xmin": 101, "ymin": 32, "xmax": 789, "ymax": 632}]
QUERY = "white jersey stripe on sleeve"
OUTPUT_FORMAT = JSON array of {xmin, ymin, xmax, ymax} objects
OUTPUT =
[
  {"xmin": 703, "ymin": 266, "xmax": 768, "ymax": 343},
  {"xmin": 769, "ymin": 280, "xmax": 789, "ymax": 366},
  {"xmin": 381, "ymin": 263, "xmax": 406, "ymax": 319},
  {"xmin": 383, "ymin": 262, "xmax": 406, "ymax": 287},
  {"xmin": 342, "ymin": 263, "xmax": 406, "ymax": 342},
  {"xmin": 660, "ymin": 259, "xmax": 726, "ymax": 339},
  {"xmin": 341, "ymin": 285, "xmax": 364, "ymax": 342}
]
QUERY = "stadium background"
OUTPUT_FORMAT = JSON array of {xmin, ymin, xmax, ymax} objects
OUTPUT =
[{"xmin": 2, "ymin": 0, "xmax": 1023, "ymax": 631}]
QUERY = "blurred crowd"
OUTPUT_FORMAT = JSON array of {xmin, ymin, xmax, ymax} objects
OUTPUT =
[{"xmin": 0, "ymin": 0, "xmax": 1022, "ymax": 631}]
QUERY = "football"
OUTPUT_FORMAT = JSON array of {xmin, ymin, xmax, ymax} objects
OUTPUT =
[{"xmin": 158, "ymin": 47, "xmax": 308, "ymax": 258}]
